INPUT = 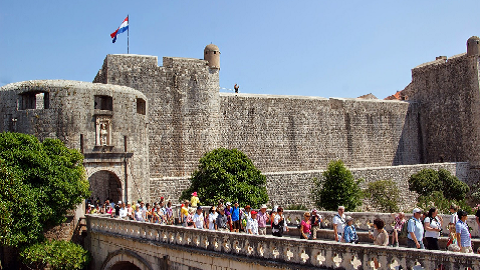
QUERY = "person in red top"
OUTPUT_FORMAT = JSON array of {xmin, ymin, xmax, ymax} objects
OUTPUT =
[{"xmin": 300, "ymin": 212, "xmax": 312, "ymax": 239}]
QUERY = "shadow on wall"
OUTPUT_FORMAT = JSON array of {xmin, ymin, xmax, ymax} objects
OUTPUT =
[{"xmin": 393, "ymin": 101, "xmax": 422, "ymax": 166}]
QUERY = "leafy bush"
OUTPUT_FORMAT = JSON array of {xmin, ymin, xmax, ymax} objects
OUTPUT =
[
  {"xmin": 180, "ymin": 148, "xmax": 268, "ymax": 208},
  {"xmin": 312, "ymin": 160, "xmax": 363, "ymax": 211},
  {"xmin": 409, "ymin": 168, "xmax": 469, "ymax": 201},
  {"xmin": 20, "ymin": 240, "xmax": 91, "ymax": 270},
  {"xmin": 0, "ymin": 132, "xmax": 90, "ymax": 247},
  {"xmin": 409, "ymin": 168, "xmax": 470, "ymax": 214},
  {"xmin": 364, "ymin": 179, "xmax": 399, "ymax": 212}
]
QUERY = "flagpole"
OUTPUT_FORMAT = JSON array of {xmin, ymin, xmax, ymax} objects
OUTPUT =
[{"xmin": 127, "ymin": 15, "xmax": 130, "ymax": 54}]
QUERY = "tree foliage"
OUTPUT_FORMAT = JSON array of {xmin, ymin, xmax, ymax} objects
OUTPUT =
[
  {"xmin": 0, "ymin": 132, "xmax": 90, "ymax": 247},
  {"xmin": 180, "ymin": 148, "xmax": 268, "ymax": 208},
  {"xmin": 409, "ymin": 168, "xmax": 469, "ymax": 201},
  {"xmin": 364, "ymin": 179, "xmax": 399, "ymax": 212},
  {"xmin": 19, "ymin": 240, "xmax": 91, "ymax": 270},
  {"xmin": 409, "ymin": 168, "xmax": 470, "ymax": 214},
  {"xmin": 312, "ymin": 160, "xmax": 363, "ymax": 211}
]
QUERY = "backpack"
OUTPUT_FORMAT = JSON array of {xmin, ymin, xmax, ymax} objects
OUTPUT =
[{"xmin": 399, "ymin": 218, "xmax": 414, "ymax": 238}]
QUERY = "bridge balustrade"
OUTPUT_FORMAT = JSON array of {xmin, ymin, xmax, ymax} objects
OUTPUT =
[{"xmin": 87, "ymin": 215, "xmax": 480, "ymax": 270}]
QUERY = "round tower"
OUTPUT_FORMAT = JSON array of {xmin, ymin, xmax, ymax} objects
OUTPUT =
[
  {"xmin": 204, "ymin": 44, "xmax": 220, "ymax": 69},
  {"xmin": 467, "ymin": 36, "xmax": 480, "ymax": 56}
]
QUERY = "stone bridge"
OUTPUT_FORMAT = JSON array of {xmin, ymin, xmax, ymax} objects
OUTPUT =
[{"xmin": 86, "ymin": 215, "xmax": 480, "ymax": 270}]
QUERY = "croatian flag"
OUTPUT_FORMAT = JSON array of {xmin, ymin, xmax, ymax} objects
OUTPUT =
[{"xmin": 110, "ymin": 16, "xmax": 129, "ymax": 43}]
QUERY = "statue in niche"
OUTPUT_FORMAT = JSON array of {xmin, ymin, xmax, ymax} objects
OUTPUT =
[
  {"xmin": 100, "ymin": 122, "xmax": 109, "ymax": 146},
  {"xmin": 95, "ymin": 116, "xmax": 111, "ymax": 147}
]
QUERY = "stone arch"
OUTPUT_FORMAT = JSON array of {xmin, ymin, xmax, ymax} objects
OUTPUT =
[
  {"xmin": 88, "ymin": 170, "xmax": 122, "ymax": 204},
  {"xmin": 101, "ymin": 249, "xmax": 153, "ymax": 270}
]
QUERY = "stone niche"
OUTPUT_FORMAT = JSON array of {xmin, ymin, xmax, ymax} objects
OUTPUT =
[{"xmin": 95, "ymin": 115, "xmax": 112, "ymax": 147}]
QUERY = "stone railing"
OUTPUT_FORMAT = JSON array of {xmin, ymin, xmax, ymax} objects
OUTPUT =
[
  {"xmin": 281, "ymin": 211, "xmax": 480, "ymax": 237},
  {"xmin": 87, "ymin": 215, "xmax": 480, "ymax": 270}
]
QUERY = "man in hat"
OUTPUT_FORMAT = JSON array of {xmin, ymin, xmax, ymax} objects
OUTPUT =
[
  {"xmin": 257, "ymin": 204, "xmax": 270, "ymax": 235},
  {"xmin": 407, "ymin": 208, "xmax": 425, "ymax": 249},
  {"xmin": 247, "ymin": 210, "xmax": 259, "ymax": 235},
  {"xmin": 225, "ymin": 202, "xmax": 233, "ymax": 231},
  {"xmin": 191, "ymin": 191, "xmax": 200, "ymax": 207},
  {"xmin": 456, "ymin": 210, "xmax": 473, "ymax": 253},
  {"xmin": 241, "ymin": 205, "xmax": 251, "ymax": 232}
]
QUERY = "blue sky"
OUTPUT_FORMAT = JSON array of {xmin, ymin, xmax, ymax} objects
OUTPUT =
[{"xmin": 1, "ymin": 1, "xmax": 480, "ymax": 99}]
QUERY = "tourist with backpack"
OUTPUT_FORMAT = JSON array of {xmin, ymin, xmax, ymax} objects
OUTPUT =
[
  {"xmin": 333, "ymin": 206, "xmax": 346, "ymax": 242},
  {"xmin": 407, "ymin": 208, "xmax": 425, "ymax": 249}
]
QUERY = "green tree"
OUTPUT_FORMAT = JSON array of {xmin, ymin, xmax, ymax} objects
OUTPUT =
[
  {"xmin": 364, "ymin": 179, "xmax": 400, "ymax": 212},
  {"xmin": 409, "ymin": 168, "xmax": 470, "ymax": 213},
  {"xmin": 0, "ymin": 132, "xmax": 90, "ymax": 247},
  {"xmin": 20, "ymin": 240, "xmax": 91, "ymax": 270},
  {"xmin": 180, "ymin": 148, "xmax": 268, "ymax": 208},
  {"xmin": 312, "ymin": 160, "xmax": 363, "ymax": 211}
]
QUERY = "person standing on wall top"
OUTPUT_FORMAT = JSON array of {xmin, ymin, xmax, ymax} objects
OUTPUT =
[
  {"xmin": 191, "ymin": 191, "xmax": 200, "ymax": 207},
  {"xmin": 456, "ymin": 210, "xmax": 473, "ymax": 253},
  {"xmin": 234, "ymin": 84, "xmax": 239, "ymax": 93},
  {"xmin": 257, "ymin": 204, "xmax": 270, "ymax": 235},
  {"xmin": 333, "ymin": 206, "xmax": 346, "ymax": 242},
  {"xmin": 407, "ymin": 208, "xmax": 425, "ymax": 249}
]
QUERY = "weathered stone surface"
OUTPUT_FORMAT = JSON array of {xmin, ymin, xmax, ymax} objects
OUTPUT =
[{"xmin": 2, "ymin": 40, "xmax": 480, "ymax": 209}]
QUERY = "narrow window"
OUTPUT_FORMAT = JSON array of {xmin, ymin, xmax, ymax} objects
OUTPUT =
[
  {"xmin": 94, "ymin": 95, "xmax": 113, "ymax": 110},
  {"xmin": 136, "ymin": 98, "xmax": 146, "ymax": 115},
  {"xmin": 19, "ymin": 91, "xmax": 49, "ymax": 110}
]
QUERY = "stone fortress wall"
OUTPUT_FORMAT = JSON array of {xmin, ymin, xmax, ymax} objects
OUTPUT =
[
  {"xmin": 2, "ymin": 37, "xmax": 480, "ymax": 208},
  {"xmin": 0, "ymin": 80, "xmax": 150, "ymax": 203}
]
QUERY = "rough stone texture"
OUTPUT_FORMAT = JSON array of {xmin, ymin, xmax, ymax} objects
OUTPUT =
[
  {"xmin": 408, "ymin": 53, "xmax": 480, "ymax": 184},
  {"xmin": 219, "ymin": 94, "xmax": 420, "ymax": 173},
  {"xmin": 0, "ymin": 80, "xmax": 150, "ymax": 202},
  {"xmin": 149, "ymin": 162, "xmax": 466, "ymax": 210},
  {"xmin": 3, "ymin": 41, "xmax": 480, "ymax": 209}
]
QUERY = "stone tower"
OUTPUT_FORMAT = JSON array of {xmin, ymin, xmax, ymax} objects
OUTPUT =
[
  {"xmin": 467, "ymin": 36, "xmax": 480, "ymax": 56},
  {"xmin": 204, "ymin": 44, "xmax": 220, "ymax": 69}
]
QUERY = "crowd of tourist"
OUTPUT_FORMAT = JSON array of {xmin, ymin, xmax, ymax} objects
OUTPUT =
[{"xmin": 86, "ymin": 193, "xmax": 480, "ymax": 253}]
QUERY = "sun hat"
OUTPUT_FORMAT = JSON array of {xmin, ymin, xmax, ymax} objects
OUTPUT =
[
  {"xmin": 346, "ymin": 216, "xmax": 354, "ymax": 223},
  {"xmin": 226, "ymin": 202, "xmax": 231, "ymax": 206},
  {"xmin": 412, "ymin": 208, "xmax": 422, "ymax": 214},
  {"xmin": 260, "ymin": 204, "xmax": 267, "ymax": 209},
  {"xmin": 245, "ymin": 205, "xmax": 251, "ymax": 209},
  {"xmin": 191, "ymin": 191, "xmax": 198, "ymax": 196}
]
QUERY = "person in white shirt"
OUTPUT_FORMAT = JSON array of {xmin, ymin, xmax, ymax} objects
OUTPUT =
[
  {"xmin": 193, "ymin": 206, "xmax": 205, "ymax": 229},
  {"xmin": 424, "ymin": 207, "xmax": 442, "ymax": 250},
  {"xmin": 118, "ymin": 202, "xmax": 128, "ymax": 219},
  {"xmin": 247, "ymin": 211, "xmax": 259, "ymax": 235},
  {"xmin": 333, "ymin": 206, "xmax": 346, "ymax": 242},
  {"xmin": 208, "ymin": 206, "xmax": 218, "ymax": 230}
]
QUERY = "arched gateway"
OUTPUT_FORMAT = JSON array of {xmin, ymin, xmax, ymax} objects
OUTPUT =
[{"xmin": 88, "ymin": 170, "xmax": 122, "ymax": 204}]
